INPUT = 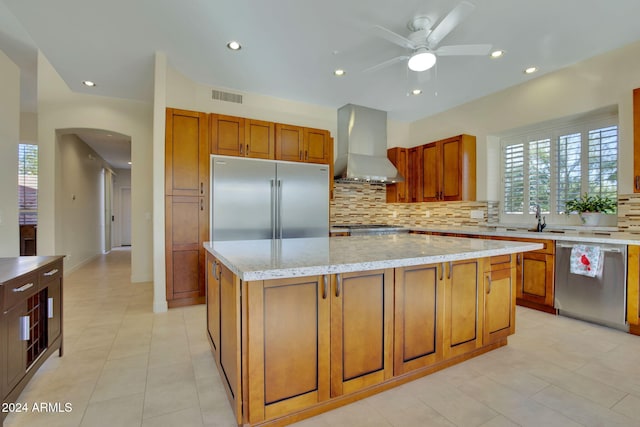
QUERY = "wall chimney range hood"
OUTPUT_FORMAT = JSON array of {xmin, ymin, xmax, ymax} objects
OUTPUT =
[{"xmin": 334, "ymin": 104, "xmax": 404, "ymax": 184}]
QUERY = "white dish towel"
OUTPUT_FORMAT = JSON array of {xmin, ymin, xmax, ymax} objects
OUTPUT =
[{"xmin": 569, "ymin": 244, "xmax": 603, "ymax": 278}]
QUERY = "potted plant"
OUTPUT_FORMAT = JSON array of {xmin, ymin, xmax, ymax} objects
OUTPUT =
[{"xmin": 564, "ymin": 193, "xmax": 617, "ymax": 226}]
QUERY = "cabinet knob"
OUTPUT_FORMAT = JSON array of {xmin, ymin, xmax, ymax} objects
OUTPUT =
[
  {"xmin": 439, "ymin": 263, "xmax": 444, "ymax": 281},
  {"xmin": 48, "ymin": 297, "xmax": 55, "ymax": 318},
  {"xmin": 239, "ymin": 144, "xmax": 244, "ymax": 155},
  {"xmin": 200, "ymin": 199, "xmax": 204, "ymax": 211},
  {"xmin": 322, "ymin": 275, "xmax": 328, "ymax": 299},
  {"xmin": 486, "ymin": 274, "xmax": 492, "ymax": 294},
  {"xmin": 636, "ymin": 176, "xmax": 640, "ymax": 190},
  {"xmin": 336, "ymin": 274, "xmax": 342, "ymax": 297},
  {"xmin": 200, "ymin": 182, "xmax": 204, "ymax": 195},
  {"xmin": 13, "ymin": 283, "xmax": 34, "ymax": 293}
]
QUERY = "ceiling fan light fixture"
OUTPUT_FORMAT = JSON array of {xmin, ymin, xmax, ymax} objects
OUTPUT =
[{"xmin": 407, "ymin": 49, "xmax": 436, "ymax": 72}]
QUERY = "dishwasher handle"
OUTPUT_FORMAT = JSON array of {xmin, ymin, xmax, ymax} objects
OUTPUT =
[{"xmin": 556, "ymin": 243, "xmax": 622, "ymax": 253}]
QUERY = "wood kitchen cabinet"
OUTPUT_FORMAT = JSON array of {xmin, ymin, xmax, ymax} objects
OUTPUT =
[
  {"xmin": 633, "ymin": 88, "xmax": 640, "ymax": 192},
  {"xmin": 443, "ymin": 258, "xmax": 483, "ymax": 358},
  {"xmin": 243, "ymin": 269, "xmax": 393, "ymax": 424},
  {"xmin": 421, "ymin": 134, "xmax": 476, "ymax": 202},
  {"xmin": 386, "ymin": 147, "xmax": 409, "ymax": 203},
  {"xmin": 211, "ymin": 115, "xmax": 275, "ymax": 159},
  {"xmin": 394, "ymin": 263, "xmax": 443, "ymax": 375},
  {"xmin": 165, "ymin": 108, "xmax": 209, "ymax": 307},
  {"xmin": 206, "ymin": 255, "xmax": 221, "ymax": 362},
  {"xmin": 219, "ymin": 262, "xmax": 242, "ymax": 424},
  {"xmin": 486, "ymin": 236, "xmax": 556, "ymax": 313},
  {"xmin": 275, "ymin": 124, "xmax": 331, "ymax": 164},
  {"xmin": 483, "ymin": 255, "xmax": 516, "ymax": 345},
  {"xmin": 1, "ymin": 257, "xmax": 64, "ymax": 423},
  {"xmin": 408, "ymin": 146, "xmax": 422, "ymax": 202},
  {"xmin": 627, "ymin": 245, "xmax": 640, "ymax": 335}
]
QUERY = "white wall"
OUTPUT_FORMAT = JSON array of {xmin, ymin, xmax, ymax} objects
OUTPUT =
[
  {"xmin": 410, "ymin": 40, "xmax": 640, "ymax": 201},
  {"xmin": 112, "ymin": 168, "xmax": 131, "ymax": 247},
  {"xmin": 0, "ymin": 50, "xmax": 20, "ymax": 256},
  {"xmin": 20, "ymin": 112, "xmax": 37, "ymax": 143},
  {"xmin": 37, "ymin": 51, "xmax": 154, "ymax": 282},
  {"xmin": 57, "ymin": 133, "xmax": 110, "ymax": 271}
]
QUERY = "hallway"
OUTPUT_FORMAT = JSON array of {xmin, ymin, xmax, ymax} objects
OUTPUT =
[{"xmin": 4, "ymin": 249, "xmax": 640, "ymax": 426}]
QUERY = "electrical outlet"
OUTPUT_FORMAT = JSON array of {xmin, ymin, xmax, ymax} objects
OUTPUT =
[
  {"xmin": 424, "ymin": 210, "xmax": 431, "ymax": 218},
  {"xmin": 470, "ymin": 210, "xmax": 484, "ymax": 219}
]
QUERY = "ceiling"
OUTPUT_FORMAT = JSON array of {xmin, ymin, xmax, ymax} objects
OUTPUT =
[{"xmin": 2, "ymin": 1, "xmax": 640, "ymax": 152}]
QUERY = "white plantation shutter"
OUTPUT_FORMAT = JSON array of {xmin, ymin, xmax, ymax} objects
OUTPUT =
[
  {"xmin": 528, "ymin": 139, "xmax": 551, "ymax": 214},
  {"xmin": 556, "ymin": 133, "xmax": 581, "ymax": 214},
  {"xmin": 18, "ymin": 144, "xmax": 38, "ymax": 225},
  {"xmin": 503, "ymin": 143, "xmax": 524, "ymax": 214},
  {"xmin": 500, "ymin": 109, "xmax": 618, "ymax": 222}
]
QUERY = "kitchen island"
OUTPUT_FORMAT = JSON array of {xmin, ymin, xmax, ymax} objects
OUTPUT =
[{"xmin": 203, "ymin": 234, "xmax": 542, "ymax": 426}]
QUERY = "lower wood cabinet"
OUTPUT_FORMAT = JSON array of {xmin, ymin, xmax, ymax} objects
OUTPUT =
[
  {"xmin": 628, "ymin": 245, "xmax": 640, "ymax": 335},
  {"xmin": 394, "ymin": 264, "xmax": 443, "ymax": 375},
  {"xmin": 484, "ymin": 257, "xmax": 516, "ymax": 345},
  {"xmin": 207, "ymin": 256, "xmax": 517, "ymax": 426},
  {"xmin": 444, "ymin": 259, "xmax": 483, "ymax": 359}
]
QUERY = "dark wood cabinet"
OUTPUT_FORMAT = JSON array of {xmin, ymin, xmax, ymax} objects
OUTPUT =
[
  {"xmin": 165, "ymin": 108, "xmax": 209, "ymax": 307},
  {"xmin": 0, "ymin": 257, "xmax": 64, "ymax": 423},
  {"xmin": 408, "ymin": 147, "xmax": 422, "ymax": 203}
]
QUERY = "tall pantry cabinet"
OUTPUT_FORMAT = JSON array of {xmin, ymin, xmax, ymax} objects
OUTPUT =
[{"xmin": 165, "ymin": 108, "xmax": 209, "ymax": 307}]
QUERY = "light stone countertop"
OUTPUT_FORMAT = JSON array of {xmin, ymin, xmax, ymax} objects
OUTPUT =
[
  {"xmin": 204, "ymin": 234, "xmax": 542, "ymax": 281},
  {"xmin": 409, "ymin": 226, "xmax": 640, "ymax": 245}
]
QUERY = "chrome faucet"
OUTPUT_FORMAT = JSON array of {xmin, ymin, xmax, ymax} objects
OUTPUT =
[{"xmin": 534, "ymin": 204, "xmax": 546, "ymax": 232}]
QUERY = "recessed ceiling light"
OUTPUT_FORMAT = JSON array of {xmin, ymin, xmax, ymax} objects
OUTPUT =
[
  {"xmin": 226, "ymin": 41, "xmax": 241, "ymax": 50},
  {"xmin": 334, "ymin": 69, "xmax": 346, "ymax": 76},
  {"xmin": 524, "ymin": 66, "xmax": 538, "ymax": 74},
  {"xmin": 490, "ymin": 50, "xmax": 505, "ymax": 59},
  {"xmin": 82, "ymin": 80, "xmax": 96, "ymax": 87},
  {"xmin": 411, "ymin": 89, "xmax": 422, "ymax": 95}
]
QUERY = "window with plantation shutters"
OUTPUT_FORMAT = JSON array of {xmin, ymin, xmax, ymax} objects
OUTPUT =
[
  {"xmin": 500, "ymin": 109, "xmax": 618, "ymax": 223},
  {"xmin": 18, "ymin": 144, "xmax": 38, "ymax": 225}
]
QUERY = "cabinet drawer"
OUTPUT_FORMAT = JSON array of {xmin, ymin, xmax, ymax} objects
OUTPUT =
[
  {"xmin": 3, "ymin": 272, "xmax": 38, "ymax": 311},
  {"xmin": 39, "ymin": 261, "xmax": 63, "ymax": 285},
  {"xmin": 489, "ymin": 254, "xmax": 512, "ymax": 271},
  {"xmin": 486, "ymin": 236, "xmax": 555, "ymax": 255}
]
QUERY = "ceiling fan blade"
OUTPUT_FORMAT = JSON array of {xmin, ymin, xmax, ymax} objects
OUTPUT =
[
  {"xmin": 363, "ymin": 55, "xmax": 409, "ymax": 73},
  {"xmin": 373, "ymin": 25, "xmax": 416, "ymax": 49},
  {"xmin": 434, "ymin": 44, "xmax": 492, "ymax": 56},
  {"xmin": 426, "ymin": 0, "xmax": 476, "ymax": 48}
]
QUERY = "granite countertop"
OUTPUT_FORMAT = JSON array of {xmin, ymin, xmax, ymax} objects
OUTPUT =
[
  {"xmin": 409, "ymin": 225, "xmax": 640, "ymax": 245},
  {"xmin": 204, "ymin": 234, "xmax": 542, "ymax": 281}
]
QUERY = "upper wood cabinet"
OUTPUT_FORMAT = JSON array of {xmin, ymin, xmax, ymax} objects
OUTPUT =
[
  {"xmin": 386, "ymin": 147, "xmax": 409, "ymax": 203},
  {"xmin": 165, "ymin": 108, "xmax": 209, "ymax": 197},
  {"xmin": 388, "ymin": 134, "xmax": 476, "ymax": 203},
  {"xmin": 422, "ymin": 134, "xmax": 476, "ymax": 202},
  {"xmin": 276, "ymin": 124, "xmax": 332, "ymax": 164},
  {"xmin": 245, "ymin": 119, "xmax": 275, "ymax": 159},
  {"xmin": 633, "ymin": 88, "xmax": 640, "ymax": 192},
  {"xmin": 210, "ymin": 114, "xmax": 246, "ymax": 157}
]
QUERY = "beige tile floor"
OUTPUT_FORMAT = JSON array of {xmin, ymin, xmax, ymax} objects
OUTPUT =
[{"xmin": 4, "ymin": 248, "xmax": 640, "ymax": 426}]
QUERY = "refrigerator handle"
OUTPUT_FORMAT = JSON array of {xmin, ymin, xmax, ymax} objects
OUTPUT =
[
  {"xmin": 277, "ymin": 180, "xmax": 283, "ymax": 239},
  {"xmin": 270, "ymin": 179, "xmax": 276, "ymax": 239}
]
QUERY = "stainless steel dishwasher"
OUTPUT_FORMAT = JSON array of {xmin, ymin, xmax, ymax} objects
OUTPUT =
[{"xmin": 554, "ymin": 241, "xmax": 628, "ymax": 331}]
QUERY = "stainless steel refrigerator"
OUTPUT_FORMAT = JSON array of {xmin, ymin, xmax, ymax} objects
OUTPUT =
[{"xmin": 210, "ymin": 155, "xmax": 329, "ymax": 241}]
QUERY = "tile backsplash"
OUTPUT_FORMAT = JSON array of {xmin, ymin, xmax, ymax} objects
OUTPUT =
[
  {"xmin": 330, "ymin": 183, "xmax": 491, "ymax": 227},
  {"xmin": 331, "ymin": 183, "xmax": 640, "ymax": 234}
]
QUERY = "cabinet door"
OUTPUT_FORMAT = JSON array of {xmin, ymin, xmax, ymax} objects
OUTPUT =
[
  {"xmin": 330, "ymin": 269, "xmax": 393, "ymax": 397},
  {"xmin": 628, "ymin": 245, "xmax": 640, "ymax": 331},
  {"xmin": 206, "ymin": 256, "xmax": 220, "ymax": 361},
  {"xmin": 3, "ymin": 303, "xmax": 27, "ymax": 394},
  {"xmin": 421, "ymin": 143, "xmax": 439, "ymax": 201},
  {"xmin": 165, "ymin": 195, "xmax": 208, "ymax": 305},
  {"xmin": 633, "ymin": 88, "xmax": 640, "ymax": 192},
  {"xmin": 304, "ymin": 128, "xmax": 331, "ymax": 164},
  {"xmin": 219, "ymin": 264, "xmax": 242, "ymax": 424},
  {"xmin": 211, "ymin": 114, "xmax": 245, "ymax": 156},
  {"xmin": 518, "ymin": 252, "xmax": 555, "ymax": 308},
  {"xmin": 246, "ymin": 275, "xmax": 330, "ymax": 423},
  {"xmin": 246, "ymin": 119, "xmax": 275, "ymax": 159},
  {"xmin": 444, "ymin": 259, "xmax": 483, "ymax": 359},
  {"xmin": 165, "ymin": 108, "xmax": 209, "ymax": 197},
  {"xmin": 275, "ymin": 124, "xmax": 304, "ymax": 162},
  {"xmin": 47, "ymin": 277, "xmax": 62, "ymax": 345},
  {"xmin": 441, "ymin": 138, "xmax": 462, "ymax": 200},
  {"xmin": 394, "ymin": 264, "xmax": 444, "ymax": 375},
  {"xmin": 386, "ymin": 148, "xmax": 408, "ymax": 203},
  {"xmin": 408, "ymin": 147, "xmax": 422, "ymax": 202},
  {"xmin": 484, "ymin": 267, "xmax": 516, "ymax": 345}
]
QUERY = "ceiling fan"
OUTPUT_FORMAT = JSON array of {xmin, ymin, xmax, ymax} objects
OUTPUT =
[{"xmin": 365, "ymin": 1, "xmax": 492, "ymax": 73}]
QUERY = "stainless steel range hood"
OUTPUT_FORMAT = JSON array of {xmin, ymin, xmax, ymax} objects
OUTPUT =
[{"xmin": 334, "ymin": 104, "xmax": 404, "ymax": 183}]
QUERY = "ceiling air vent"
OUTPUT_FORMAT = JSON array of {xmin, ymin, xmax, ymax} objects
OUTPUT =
[{"xmin": 212, "ymin": 90, "xmax": 243, "ymax": 104}]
